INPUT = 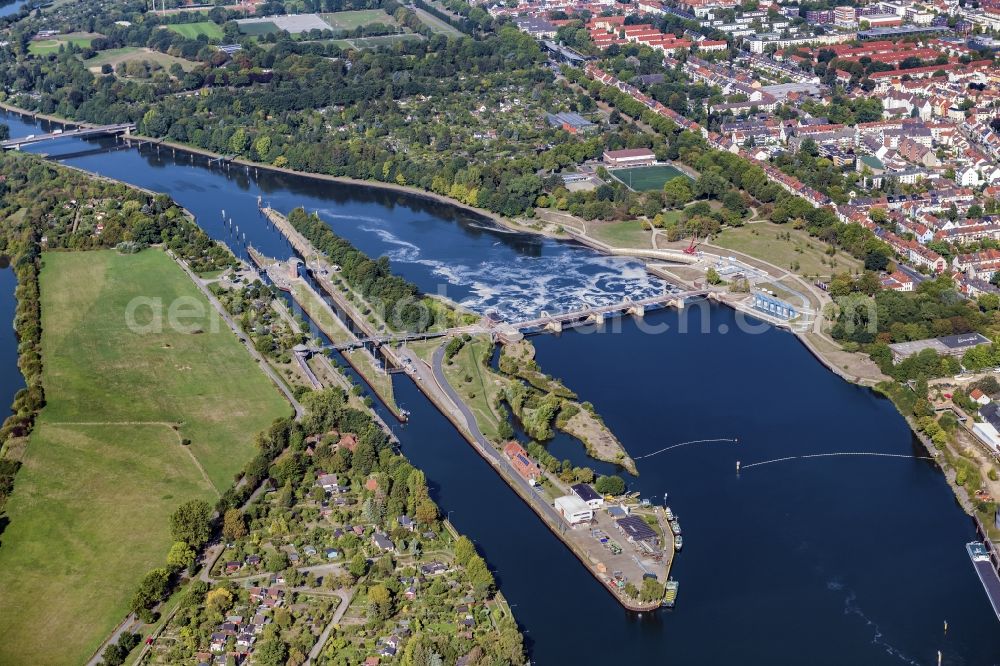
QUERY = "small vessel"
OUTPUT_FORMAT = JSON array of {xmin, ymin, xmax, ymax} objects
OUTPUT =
[
  {"xmin": 968, "ymin": 541, "xmax": 991, "ymax": 562},
  {"xmin": 674, "ymin": 534, "xmax": 683, "ymax": 551},
  {"xmin": 663, "ymin": 579, "xmax": 679, "ymax": 608},
  {"xmin": 670, "ymin": 520, "xmax": 681, "ymax": 535},
  {"xmin": 966, "ymin": 541, "xmax": 1000, "ymax": 623},
  {"xmin": 664, "ymin": 506, "xmax": 674, "ymax": 521}
]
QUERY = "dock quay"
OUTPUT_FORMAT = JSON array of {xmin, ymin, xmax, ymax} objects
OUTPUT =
[
  {"xmin": 412, "ymin": 343, "xmax": 674, "ymax": 612},
  {"xmin": 260, "ymin": 208, "xmax": 406, "ymax": 365}
]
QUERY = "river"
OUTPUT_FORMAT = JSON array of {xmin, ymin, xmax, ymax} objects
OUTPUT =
[{"xmin": 3, "ymin": 112, "xmax": 999, "ymax": 664}]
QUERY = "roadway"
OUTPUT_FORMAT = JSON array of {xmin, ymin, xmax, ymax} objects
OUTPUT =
[
  {"xmin": 1, "ymin": 122, "xmax": 135, "ymax": 149},
  {"xmin": 425, "ymin": 344, "xmax": 564, "ymax": 528}
]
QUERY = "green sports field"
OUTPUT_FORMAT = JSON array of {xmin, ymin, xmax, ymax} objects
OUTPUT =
[
  {"xmin": 28, "ymin": 32, "xmax": 99, "ymax": 55},
  {"xmin": 166, "ymin": 21, "xmax": 223, "ymax": 40},
  {"xmin": 0, "ymin": 249, "xmax": 289, "ymax": 665},
  {"xmin": 610, "ymin": 164, "xmax": 691, "ymax": 192},
  {"xmin": 239, "ymin": 20, "xmax": 279, "ymax": 36},
  {"xmin": 320, "ymin": 9, "xmax": 397, "ymax": 30}
]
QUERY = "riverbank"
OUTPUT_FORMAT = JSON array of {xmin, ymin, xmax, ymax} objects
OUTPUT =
[
  {"xmin": 257, "ymin": 211, "xmax": 667, "ymax": 608},
  {"xmin": 407, "ymin": 342, "xmax": 671, "ymax": 612}
]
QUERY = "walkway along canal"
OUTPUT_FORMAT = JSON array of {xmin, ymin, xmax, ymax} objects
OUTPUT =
[{"xmin": 2, "ymin": 111, "xmax": 999, "ymax": 663}]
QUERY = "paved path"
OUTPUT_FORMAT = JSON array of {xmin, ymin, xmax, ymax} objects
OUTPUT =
[
  {"xmin": 171, "ymin": 252, "xmax": 304, "ymax": 420},
  {"xmin": 84, "ymin": 615, "xmax": 138, "ymax": 666},
  {"xmin": 427, "ymin": 345, "xmax": 563, "ymax": 527},
  {"xmin": 304, "ymin": 588, "xmax": 354, "ymax": 665}
]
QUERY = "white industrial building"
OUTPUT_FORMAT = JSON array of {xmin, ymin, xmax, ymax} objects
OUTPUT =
[
  {"xmin": 972, "ymin": 421, "xmax": 1000, "ymax": 454},
  {"xmin": 554, "ymin": 495, "xmax": 594, "ymax": 525}
]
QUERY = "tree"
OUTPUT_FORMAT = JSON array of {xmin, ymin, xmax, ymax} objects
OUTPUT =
[
  {"xmin": 368, "ymin": 584, "xmax": 395, "ymax": 621},
  {"xmin": 223, "ymin": 508, "xmax": 247, "ymax": 542},
  {"xmin": 415, "ymin": 497, "xmax": 438, "ymax": 524},
  {"xmin": 268, "ymin": 551, "xmax": 290, "ymax": 572},
  {"xmin": 129, "ymin": 567, "xmax": 171, "ymax": 615},
  {"xmin": 169, "ymin": 499, "xmax": 212, "ymax": 549},
  {"xmin": 348, "ymin": 554, "xmax": 369, "ymax": 578},
  {"xmin": 166, "ymin": 541, "xmax": 196, "ymax": 571},
  {"xmin": 354, "ymin": 438, "xmax": 377, "ymax": 475},
  {"xmin": 255, "ymin": 638, "xmax": 289, "ymax": 666},
  {"xmin": 206, "ymin": 587, "xmax": 234, "ymax": 614},
  {"xmin": 706, "ymin": 267, "xmax": 723, "ymax": 285},
  {"xmin": 100, "ymin": 632, "xmax": 141, "ymax": 666},
  {"xmin": 864, "ymin": 249, "xmax": 889, "ymax": 272},
  {"xmin": 454, "ymin": 535, "xmax": 477, "ymax": 567},
  {"xmin": 640, "ymin": 577, "xmax": 665, "ymax": 602},
  {"xmin": 662, "ymin": 176, "xmax": 692, "ymax": 208},
  {"xmin": 466, "ymin": 554, "xmax": 495, "ymax": 598},
  {"xmin": 594, "ymin": 474, "xmax": 626, "ymax": 496},
  {"xmin": 0, "ymin": 123, "xmax": 9, "ymax": 142}
]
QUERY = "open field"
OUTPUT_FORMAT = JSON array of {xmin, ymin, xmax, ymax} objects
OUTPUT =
[
  {"xmin": 586, "ymin": 219, "xmax": 652, "ymax": 249},
  {"xmin": 36, "ymin": 250, "xmax": 290, "ymax": 487},
  {"xmin": 0, "ymin": 249, "xmax": 290, "ymax": 664},
  {"xmin": 411, "ymin": 6, "xmax": 463, "ymax": 35},
  {"xmin": 320, "ymin": 9, "xmax": 397, "ymax": 30},
  {"xmin": 238, "ymin": 13, "xmax": 330, "ymax": 34},
  {"xmin": 83, "ymin": 46, "xmax": 198, "ymax": 73},
  {"xmin": 0, "ymin": 423, "xmax": 214, "ymax": 666},
  {"xmin": 28, "ymin": 32, "xmax": 100, "ymax": 54},
  {"xmin": 165, "ymin": 21, "xmax": 223, "ymax": 39},
  {"xmin": 610, "ymin": 164, "xmax": 690, "ymax": 192},
  {"xmin": 712, "ymin": 221, "xmax": 863, "ymax": 278},
  {"xmin": 327, "ymin": 33, "xmax": 423, "ymax": 49}
]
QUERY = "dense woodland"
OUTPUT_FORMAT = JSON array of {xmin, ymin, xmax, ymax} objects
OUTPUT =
[{"xmin": 289, "ymin": 207, "xmax": 440, "ymax": 332}]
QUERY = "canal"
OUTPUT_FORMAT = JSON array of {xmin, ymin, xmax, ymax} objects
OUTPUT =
[{"xmin": 3, "ymin": 112, "xmax": 1000, "ymax": 664}]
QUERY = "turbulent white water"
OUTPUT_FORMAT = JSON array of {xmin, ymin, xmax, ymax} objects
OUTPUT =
[{"xmin": 333, "ymin": 218, "xmax": 670, "ymax": 321}]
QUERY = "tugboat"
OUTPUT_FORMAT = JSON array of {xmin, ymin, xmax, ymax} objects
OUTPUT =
[
  {"xmin": 663, "ymin": 579, "xmax": 679, "ymax": 608},
  {"xmin": 674, "ymin": 534, "xmax": 683, "ymax": 551}
]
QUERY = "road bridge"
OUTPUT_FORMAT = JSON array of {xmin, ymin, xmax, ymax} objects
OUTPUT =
[
  {"xmin": 323, "ymin": 289, "xmax": 707, "ymax": 351},
  {"xmin": 1, "ymin": 123, "xmax": 135, "ymax": 149}
]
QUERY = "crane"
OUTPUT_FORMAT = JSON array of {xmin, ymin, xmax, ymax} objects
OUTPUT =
[{"xmin": 682, "ymin": 234, "xmax": 700, "ymax": 255}]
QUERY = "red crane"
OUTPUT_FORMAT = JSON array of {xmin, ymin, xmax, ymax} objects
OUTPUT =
[{"xmin": 682, "ymin": 235, "xmax": 700, "ymax": 255}]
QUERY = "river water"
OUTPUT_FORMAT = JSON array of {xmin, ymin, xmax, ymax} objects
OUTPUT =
[{"xmin": 3, "ymin": 113, "xmax": 1000, "ymax": 664}]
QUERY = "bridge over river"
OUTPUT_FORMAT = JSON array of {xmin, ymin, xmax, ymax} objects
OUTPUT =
[
  {"xmin": 1, "ymin": 123, "xmax": 135, "ymax": 150},
  {"xmin": 324, "ymin": 289, "xmax": 708, "ymax": 352}
]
